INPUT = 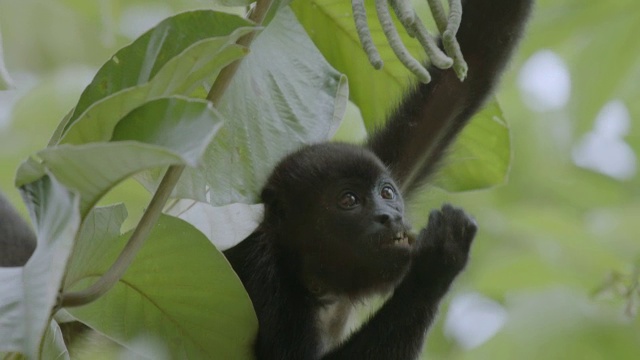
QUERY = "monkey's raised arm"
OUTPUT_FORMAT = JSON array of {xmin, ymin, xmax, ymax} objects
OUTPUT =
[
  {"xmin": 318, "ymin": 1, "xmax": 534, "ymax": 358},
  {"xmin": 368, "ymin": 0, "xmax": 534, "ymax": 198}
]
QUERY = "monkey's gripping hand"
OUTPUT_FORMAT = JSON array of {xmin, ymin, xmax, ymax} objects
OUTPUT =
[
  {"xmin": 411, "ymin": 204, "xmax": 478, "ymax": 296},
  {"xmin": 322, "ymin": 205, "xmax": 477, "ymax": 360}
]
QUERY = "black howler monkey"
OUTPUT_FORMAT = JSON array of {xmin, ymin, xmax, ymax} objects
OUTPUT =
[
  {"xmin": 0, "ymin": 0, "xmax": 533, "ymax": 357},
  {"xmin": 224, "ymin": 0, "xmax": 533, "ymax": 359}
]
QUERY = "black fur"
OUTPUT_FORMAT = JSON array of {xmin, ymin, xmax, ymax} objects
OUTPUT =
[
  {"xmin": 225, "ymin": 0, "xmax": 533, "ymax": 358},
  {"xmin": 0, "ymin": 192, "xmax": 36, "ymax": 267}
]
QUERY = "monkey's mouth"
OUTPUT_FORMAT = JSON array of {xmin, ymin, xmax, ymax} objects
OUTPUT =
[{"xmin": 389, "ymin": 231, "xmax": 413, "ymax": 248}]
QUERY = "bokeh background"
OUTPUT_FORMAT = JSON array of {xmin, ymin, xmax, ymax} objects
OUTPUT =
[{"xmin": 1, "ymin": 0, "xmax": 638, "ymax": 358}]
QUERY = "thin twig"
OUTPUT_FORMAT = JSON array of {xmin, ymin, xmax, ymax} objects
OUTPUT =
[
  {"xmin": 59, "ymin": 165, "xmax": 185, "ymax": 307},
  {"xmin": 207, "ymin": 1, "xmax": 273, "ymax": 104}
]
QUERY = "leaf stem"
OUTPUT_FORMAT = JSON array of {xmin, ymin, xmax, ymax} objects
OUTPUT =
[
  {"xmin": 58, "ymin": 0, "xmax": 274, "ymax": 309},
  {"xmin": 59, "ymin": 165, "xmax": 185, "ymax": 307},
  {"xmin": 207, "ymin": 0, "xmax": 274, "ymax": 104}
]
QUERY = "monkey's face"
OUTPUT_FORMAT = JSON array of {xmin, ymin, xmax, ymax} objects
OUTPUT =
[
  {"xmin": 262, "ymin": 143, "xmax": 416, "ymax": 297},
  {"xmin": 283, "ymin": 174, "xmax": 415, "ymax": 298}
]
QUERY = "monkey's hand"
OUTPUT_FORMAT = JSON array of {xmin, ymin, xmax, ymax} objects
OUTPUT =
[{"xmin": 410, "ymin": 204, "xmax": 478, "ymax": 295}]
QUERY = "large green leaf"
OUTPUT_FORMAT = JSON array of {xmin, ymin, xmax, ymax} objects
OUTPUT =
[
  {"xmin": 434, "ymin": 102, "xmax": 511, "ymax": 191},
  {"xmin": 0, "ymin": 176, "xmax": 80, "ymax": 358},
  {"xmin": 109, "ymin": 97, "xmax": 223, "ymax": 161},
  {"xmin": 17, "ymin": 97, "xmax": 223, "ymax": 216},
  {"xmin": 51, "ymin": 10, "xmax": 254, "ymax": 145},
  {"xmin": 62, "ymin": 205, "xmax": 128, "ymax": 288},
  {"xmin": 144, "ymin": 7, "xmax": 348, "ymax": 205},
  {"xmin": 64, "ymin": 207, "xmax": 257, "ymax": 359}
]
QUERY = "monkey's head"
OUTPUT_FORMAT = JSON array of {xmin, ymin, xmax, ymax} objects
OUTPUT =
[{"xmin": 261, "ymin": 143, "xmax": 415, "ymax": 298}]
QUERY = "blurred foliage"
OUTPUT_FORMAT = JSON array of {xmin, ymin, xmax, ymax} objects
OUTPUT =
[{"xmin": 0, "ymin": 0, "xmax": 639, "ymax": 359}]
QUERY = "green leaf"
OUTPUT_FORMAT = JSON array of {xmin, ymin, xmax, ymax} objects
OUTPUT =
[
  {"xmin": 52, "ymin": 10, "xmax": 254, "ymax": 145},
  {"xmin": 216, "ymin": 0, "xmax": 255, "ymax": 6},
  {"xmin": 64, "ymin": 209, "xmax": 257, "ymax": 359},
  {"xmin": 17, "ymin": 97, "xmax": 223, "ymax": 216},
  {"xmin": 331, "ymin": 100, "xmax": 369, "ymax": 143},
  {"xmin": 0, "ymin": 30, "xmax": 14, "ymax": 90},
  {"xmin": 40, "ymin": 321, "xmax": 70, "ymax": 360},
  {"xmin": 148, "ymin": 7, "xmax": 348, "ymax": 205},
  {"xmin": 30, "ymin": 143, "xmax": 187, "ymax": 216},
  {"xmin": 434, "ymin": 101, "xmax": 511, "ymax": 191},
  {"xmin": 14, "ymin": 158, "xmax": 46, "ymax": 188},
  {"xmin": 63, "ymin": 205, "xmax": 128, "ymax": 288},
  {"xmin": 0, "ymin": 267, "xmax": 24, "ymax": 354},
  {"xmin": 262, "ymin": 0, "xmax": 296, "ymax": 25},
  {"xmin": 0, "ymin": 176, "xmax": 80, "ymax": 358},
  {"xmin": 166, "ymin": 200, "xmax": 264, "ymax": 250},
  {"xmin": 110, "ymin": 97, "xmax": 223, "ymax": 162}
]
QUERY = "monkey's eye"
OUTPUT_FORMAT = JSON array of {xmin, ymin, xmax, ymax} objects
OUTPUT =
[
  {"xmin": 380, "ymin": 185, "xmax": 396, "ymax": 200},
  {"xmin": 338, "ymin": 192, "xmax": 359, "ymax": 209}
]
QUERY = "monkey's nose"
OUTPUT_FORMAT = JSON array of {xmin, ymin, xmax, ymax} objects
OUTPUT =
[
  {"xmin": 375, "ymin": 213, "xmax": 390, "ymax": 225},
  {"xmin": 374, "ymin": 212, "xmax": 401, "ymax": 227}
]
